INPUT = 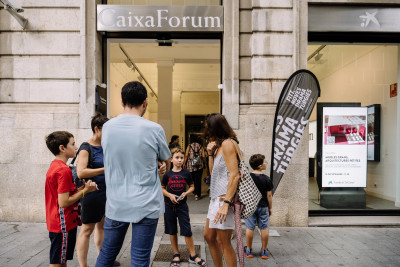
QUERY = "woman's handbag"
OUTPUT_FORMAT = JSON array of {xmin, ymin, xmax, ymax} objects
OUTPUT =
[{"xmin": 231, "ymin": 140, "xmax": 262, "ymax": 219}]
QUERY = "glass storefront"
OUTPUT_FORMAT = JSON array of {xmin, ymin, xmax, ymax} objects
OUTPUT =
[{"xmin": 307, "ymin": 44, "xmax": 400, "ymax": 214}]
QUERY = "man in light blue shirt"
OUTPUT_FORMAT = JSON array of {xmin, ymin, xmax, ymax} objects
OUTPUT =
[{"xmin": 96, "ymin": 81, "xmax": 171, "ymax": 267}]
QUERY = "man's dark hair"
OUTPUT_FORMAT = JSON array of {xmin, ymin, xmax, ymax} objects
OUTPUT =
[
  {"xmin": 91, "ymin": 113, "xmax": 109, "ymax": 133},
  {"xmin": 169, "ymin": 135, "xmax": 179, "ymax": 145},
  {"xmin": 249, "ymin": 154, "xmax": 265, "ymax": 170},
  {"xmin": 121, "ymin": 81, "xmax": 147, "ymax": 108},
  {"xmin": 45, "ymin": 131, "xmax": 74, "ymax": 156}
]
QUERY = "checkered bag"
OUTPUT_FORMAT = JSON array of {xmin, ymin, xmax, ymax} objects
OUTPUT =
[{"xmin": 231, "ymin": 140, "xmax": 262, "ymax": 219}]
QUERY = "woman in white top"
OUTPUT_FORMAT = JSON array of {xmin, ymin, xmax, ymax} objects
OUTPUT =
[{"xmin": 203, "ymin": 113, "xmax": 240, "ymax": 267}]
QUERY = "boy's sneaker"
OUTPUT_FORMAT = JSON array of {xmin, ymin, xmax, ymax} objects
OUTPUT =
[
  {"xmin": 261, "ymin": 249, "xmax": 269, "ymax": 259},
  {"xmin": 244, "ymin": 246, "xmax": 253, "ymax": 258}
]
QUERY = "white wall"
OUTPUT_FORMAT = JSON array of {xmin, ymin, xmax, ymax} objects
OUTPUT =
[{"xmin": 309, "ymin": 45, "xmax": 398, "ymax": 201}]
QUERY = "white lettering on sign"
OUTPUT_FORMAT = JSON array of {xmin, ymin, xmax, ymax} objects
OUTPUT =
[{"xmin": 98, "ymin": 8, "xmax": 221, "ymax": 29}]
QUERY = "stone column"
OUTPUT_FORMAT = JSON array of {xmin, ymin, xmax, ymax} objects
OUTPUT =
[
  {"xmin": 223, "ymin": 0, "xmax": 240, "ymax": 129},
  {"xmin": 157, "ymin": 59, "xmax": 174, "ymax": 140}
]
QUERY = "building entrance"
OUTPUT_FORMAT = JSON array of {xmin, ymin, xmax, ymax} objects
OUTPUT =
[{"xmin": 107, "ymin": 39, "xmax": 221, "ymax": 143}]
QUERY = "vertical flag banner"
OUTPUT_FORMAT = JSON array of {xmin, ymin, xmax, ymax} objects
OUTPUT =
[{"xmin": 270, "ymin": 70, "xmax": 321, "ymax": 194}]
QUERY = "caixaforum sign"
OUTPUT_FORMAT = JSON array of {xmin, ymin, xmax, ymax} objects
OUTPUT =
[{"xmin": 97, "ymin": 5, "xmax": 223, "ymax": 32}]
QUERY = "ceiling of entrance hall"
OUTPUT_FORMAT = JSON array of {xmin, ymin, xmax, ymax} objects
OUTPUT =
[{"xmin": 109, "ymin": 40, "xmax": 221, "ymax": 93}]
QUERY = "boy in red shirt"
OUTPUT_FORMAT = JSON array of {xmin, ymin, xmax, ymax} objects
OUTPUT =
[{"xmin": 45, "ymin": 131, "xmax": 98, "ymax": 267}]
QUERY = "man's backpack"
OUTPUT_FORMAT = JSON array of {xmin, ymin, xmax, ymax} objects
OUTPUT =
[
  {"xmin": 69, "ymin": 142, "xmax": 93, "ymax": 187},
  {"xmin": 190, "ymin": 143, "xmax": 202, "ymax": 168}
]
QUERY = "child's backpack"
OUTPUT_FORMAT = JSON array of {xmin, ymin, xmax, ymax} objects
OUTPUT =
[
  {"xmin": 190, "ymin": 144, "xmax": 202, "ymax": 168},
  {"xmin": 69, "ymin": 142, "xmax": 93, "ymax": 187}
]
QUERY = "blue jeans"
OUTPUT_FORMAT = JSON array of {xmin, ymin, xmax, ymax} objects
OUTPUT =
[{"xmin": 95, "ymin": 216, "xmax": 158, "ymax": 267}]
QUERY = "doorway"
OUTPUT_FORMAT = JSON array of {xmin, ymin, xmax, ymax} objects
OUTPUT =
[{"xmin": 107, "ymin": 39, "xmax": 221, "ymax": 143}]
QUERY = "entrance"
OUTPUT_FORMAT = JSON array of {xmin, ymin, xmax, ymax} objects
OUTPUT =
[{"xmin": 107, "ymin": 39, "xmax": 221, "ymax": 143}]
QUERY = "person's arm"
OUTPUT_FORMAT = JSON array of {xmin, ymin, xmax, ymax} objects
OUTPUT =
[
  {"xmin": 58, "ymin": 180, "xmax": 98, "ymax": 208},
  {"xmin": 76, "ymin": 149, "xmax": 104, "ymax": 178},
  {"xmin": 206, "ymin": 142, "xmax": 217, "ymax": 175},
  {"xmin": 181, "ymin": 183, "xmax": 194, "ymax": 200},
  {"xmin": 201, "ymin": 146, "xmax": 207, "ymax": 168},
  {"xmin": 267, "ymin": 190, "xmax": 272, "ymax": 215},
  {"xmin": 158, "ymin": 161, "xmax": 167, "ymax": 176},
  {"xmin": 183, "ymin": 145, "xmax": 189, "ymax": 169},
  {"xmin": 162, "ymin": 185, "xmax": 179, "ymax": 204},
  {"xmin": 213, "ymin": 140, "xmax": 240, "ymax": 224}
]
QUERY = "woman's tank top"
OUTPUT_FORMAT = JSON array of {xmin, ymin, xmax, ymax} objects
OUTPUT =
[{"xmin": 209, "ymin": 151, "xmax": 230, "ymax": 199}]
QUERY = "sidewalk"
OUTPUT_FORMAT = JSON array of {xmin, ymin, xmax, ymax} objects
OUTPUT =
[{"xmin": 1, "ymin": 195, "xmax": 400, "ymax": 266}]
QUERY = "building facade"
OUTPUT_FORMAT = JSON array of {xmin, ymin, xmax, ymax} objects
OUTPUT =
[{"xmin": 1, "ymin": 0, "xmax": 399, "ymax": 226}]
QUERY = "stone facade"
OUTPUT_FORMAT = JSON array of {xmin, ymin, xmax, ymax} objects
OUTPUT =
[
  {"xmin": 0, "ymin": 0, "xmax": 395, "ymax": 226},
  {"xmin": 0, "ymin": 1, "xmax": 98, "ymax": 222}
]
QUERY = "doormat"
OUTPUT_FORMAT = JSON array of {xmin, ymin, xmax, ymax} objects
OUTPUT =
[{"xmin": 153, "ymin": 244, "xmax": 200, "ymax": 262}]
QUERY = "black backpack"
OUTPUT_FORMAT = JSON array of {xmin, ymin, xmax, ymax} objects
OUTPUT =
[
  {"xmin": 190, "ymin": 144, "xmax": 202, "ymax": 168},
  {"xmin": 69, "ymin": 142, "xmax": 93, "ymax": 188}
]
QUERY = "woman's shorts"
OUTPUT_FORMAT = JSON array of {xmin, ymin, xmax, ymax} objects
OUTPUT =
[
  {"xmin": 81, "ymin": 189, "xmax": 106, "ymax": 224},
  {"xmin": 207, "ymin": 198, "xmax": 234, "ymax": 230}
]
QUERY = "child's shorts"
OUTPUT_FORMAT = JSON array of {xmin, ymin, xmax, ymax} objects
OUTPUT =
[
  {"xmin": 207, "ymin": 197, "xmax": 234, "ymax": 230},
  {"xmin": 164, "ymin": 203, "xmax": 192, "ymax": 237},
  {"xmin": 49, "ymin": 227, "xmax": 77, "ymax": 264},
  {"xmin": 245, "ymin": 207, "xmax": 269, "ymax": 230}
]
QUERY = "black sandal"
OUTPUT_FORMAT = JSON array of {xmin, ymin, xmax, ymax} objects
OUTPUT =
[
  {"xmin": 170, "ymin": 253, "xmax": 180, "ymax": 267},
  {"xmin": 189, "ymin": 254, "xmax": 207, "ymax": 266}
]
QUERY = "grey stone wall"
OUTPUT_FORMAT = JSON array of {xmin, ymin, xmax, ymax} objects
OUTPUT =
[
  {"xmin": 238, "ymin": 0, "xmax": 309, "ymax": 226},
  {"xmin": 0, "ymin": 1, "xmax": 97, "ymax": 222}
]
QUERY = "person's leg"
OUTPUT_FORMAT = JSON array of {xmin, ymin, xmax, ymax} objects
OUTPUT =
[
  {"xmin": 95, "ymin": 217, "xmax": 129, "ymax": 267},
  {"xmin": 244, "ymin": 212, "xmax": 257, "ymax": 255},
  {"xmin": 216, "ymin": 229, "xmax": 237, "ymax": 267},
  {"xmin": 94, "ymin": 218, "xmax": 105, "ymax": 254},
  {"xmin": 260, "ymin": 229, "xmax": 269, "ymax": 250},
  {"xmin": 203, "ymin": 219, "xmax": 223, "ymax": 267},
  {"xmin": 245, "ymin": 229, "xmax": 254, "ymax": 249},
  {"xmin": 76, "ymin": 223, "xmax": 96, "ymax": 267},
  {"xmin": 258, "ymin": 207, "xmax": 270, "ymax": 251},
  {"xmin": 130, "ymin": 217, "xmax": 159, "ymax": 267},
  {"xmin": 50, "ymin": 264, "xmax": 66, "ymax": 267},
  {"xmin": 170, "ymin": 235, "xmax": 180, "ymax": 265},
  {"xmin": 194, "ymin": 169, "xmax": 202, "ymax": 198}
]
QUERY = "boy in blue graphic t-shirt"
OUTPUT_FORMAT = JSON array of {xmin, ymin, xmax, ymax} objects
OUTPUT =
[{"xmin": 162, "ymin": 148, "xmax": 206, "ymax": 267}]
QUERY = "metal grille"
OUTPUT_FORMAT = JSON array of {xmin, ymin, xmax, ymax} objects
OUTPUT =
[{"xmin": 153, "ymin": 244, "xmax": 200, "ymax": 262}]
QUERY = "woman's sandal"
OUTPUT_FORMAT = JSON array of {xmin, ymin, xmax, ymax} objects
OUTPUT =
[
  {"xmin": 170, "ymin": 253, "xmax": 181, "ymax": 267},
  {"xmin": 189, "ymin": 254, "xmax": 207, "ymax": 266}
]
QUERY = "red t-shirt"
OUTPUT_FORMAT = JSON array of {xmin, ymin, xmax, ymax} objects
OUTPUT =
[{"xmin": 45, "ymin": 159, "xmax": 81, "ymax": 233}]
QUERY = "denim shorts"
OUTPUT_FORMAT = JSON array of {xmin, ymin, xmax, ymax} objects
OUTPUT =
[{"xmin": 245, "ymin": 207, "xmax": 269, "ymax": 230}]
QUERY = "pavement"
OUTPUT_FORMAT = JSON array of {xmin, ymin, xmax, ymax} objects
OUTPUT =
[{"xmin": 1, "ymin": 195, "xmax": 400, "ymax": 266}]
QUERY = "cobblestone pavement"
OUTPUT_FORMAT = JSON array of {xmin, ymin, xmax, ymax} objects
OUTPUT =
[{"xmin": 1, "ymin": 219, "xmax": 400, "ymax": 267}]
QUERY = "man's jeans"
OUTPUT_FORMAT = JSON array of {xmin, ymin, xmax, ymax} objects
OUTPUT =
[{"xmin": 95, "ymin": 216, "xmax": 158, "ymax": 267}]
